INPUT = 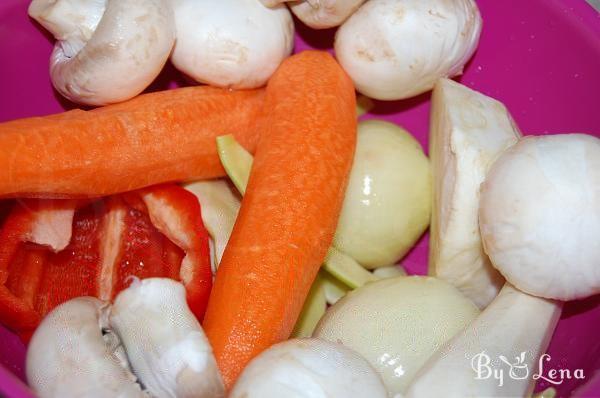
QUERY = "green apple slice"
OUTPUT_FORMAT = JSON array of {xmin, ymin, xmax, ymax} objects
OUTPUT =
[
  {"xmin": 216, "ymin": 134, "xmax": 253, "ymax": 195},
  {"xmin": 323, "ymin": 247, "xmax": 378, "ymax": 289},
  {"xmin": 372, "ymin": 265, "xmax": 407, "ymax": 279},
  {"xmin": 291, "ymin": 273, "xmax": 327, "ymax": 338},
  {"xmin": 532, "ymin": 388, "xmax": 556, "ymax": 398},
  {"xmin": 356, "ymin": 95, "xmax": 374, "ymax": 117},
  {"xmin": 321, "ymin": 270, "xmax": 350, "ymax": 305}
]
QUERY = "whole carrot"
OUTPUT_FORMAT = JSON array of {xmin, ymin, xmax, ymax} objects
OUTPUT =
[
  {"xmin": 202, "ymin": 51, "xmax": 357, "ymax": 388},
  {"xmin": 0, "ymin": 86, "xmax": 264, "ymax": 198}
]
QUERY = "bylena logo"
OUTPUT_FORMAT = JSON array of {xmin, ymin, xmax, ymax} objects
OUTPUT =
[{"xmin": 471, "ymin": 351, "xmax": 585, "ymax": 387}]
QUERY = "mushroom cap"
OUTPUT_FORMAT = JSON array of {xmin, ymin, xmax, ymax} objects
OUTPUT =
[
  {"xmin": 229, "ymin": 338, "xmax": 387, "ymax": 398},
  {"xmin": 110, "ymin": 278, "xmax": 224, "ymax": 398},
  {"xmin": 289, "ymin": 0, "xmax": 366, "ymax": 29},
  {"xmin": 334, "ymin": 0, "xmax": 481, "ymax": 100},
  {"xmin": 30, "ymin": 0, "xmax": 175, "ymax": 105},
  {"xmin": 170, "ymin": 0, "xmax": 294, "ymax": 88},
  {"xmin": 26, "ymin": 297, "xmax": 145, "ymax": 398},
  {"xmin": 480, "ymin": 134, "xmax": 600, "ymax": 301}
]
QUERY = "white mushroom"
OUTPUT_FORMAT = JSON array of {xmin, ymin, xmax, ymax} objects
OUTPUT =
[
  {"xmin": 334, "ymin": 0, "xmax": 482, "ymax": 100},
  {"xmin": 110, "ymin": 278, "xmax": 224, "ymax": 398},
  {"xmin": 170, "ymin": 0, "xmax": 294, "ymax": 88},
  {"xmin": 405, "ymin": 283, "xmax": 562, "ymax": 397},
  {"xmin": 28, "ymin": 0, "xmax": 175, "ymax": 106},
  {"xmin": 26, "ymin": 297, "xmax": 146, "ymax": 398},
  {"xmin": 229, "ymin": 338, "xmax": 387, "ymax": 398},
  {"xmin": 480, "ymin": 134, "xmax": 600, "ymax": 300},
  {"xmin": 288, "ymin": 0, "xmax": 367, "ymax": 29},
  {"xmin": 404, "ymin": 133, "xmax": 600, "ymax": 397},
  {"xmin": 313, "ymin": 276, "xmax": 480, "ymax": 394},
  {"xmin": 333, "ymin": 120, "xmax": 431, "ymax": 269},
  {"xmin": 428, "ymin": 78, "xmax": 521, "ymax": 308},
  {"xmin": 27, "ymin": 278, "xmax": 223, "ymax": 398}
]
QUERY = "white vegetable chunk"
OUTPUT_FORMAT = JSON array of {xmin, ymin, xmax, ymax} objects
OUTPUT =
[
  {"xmin": 170, "ymin": 0, "xmax": 294, "ymax": 88},
  {"xmin": 335, "ymin": 0, "xmax": 482, "ymax": 100},
  {"xmin": 229, "ymin": 338, "xmax": 387, "ymax": 398},
  {"xmin": 289, "ymin": 0, "xmax": 367, "ymax": 29},
  {"xmin": 429, "ymin": 78, "xmax": 521, "ymax": 308},
  {"xmin": 184, "ymin": 180, "xmax": 241, "ymax": 272},
  {"xmin": 29, "ymin": 0, "xmax": 175, "ymax": 105},
  {"xmin": 110, "ymin": 278, "xmax": 224, "ymax": 398},
  {"xmin": 405, "ymin": 283, "xmax": 562, "ymax": 398},
  {"xmin": 407, "ymin": 133, "xmax": 600, "ymax": 397},
  {"xmin": 313, "ymin": 276, "xmax": 479, "ymax": 394},
  {"xmin": 480, "ymin": 134, "xmax": 600, "ymax": 300},
  {"xmin": 27, "ymin": 298, "xmax": 145, "ymax": 398},
  {"xmin": 334, "ymin": 120, "xmax": 431, "ymax": 269}
]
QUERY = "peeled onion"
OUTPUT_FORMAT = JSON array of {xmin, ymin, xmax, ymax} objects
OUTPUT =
[
  {"xmin": 314, "ymin": 276, "xmax": 479, "ymax": 394},
  {"xmin": 334, "ymin": 120, "xmax": 431, "ymax": 268}
]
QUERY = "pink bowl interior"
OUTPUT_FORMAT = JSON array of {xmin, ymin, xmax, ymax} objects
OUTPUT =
[{"xmin": 0, "ymin": 0, "xmax": 599, "ymax": 396}]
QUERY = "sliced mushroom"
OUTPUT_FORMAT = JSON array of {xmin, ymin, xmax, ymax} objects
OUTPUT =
[
  {"xmin": 28, "ymin": 0, "xmax": 175, "ymax": 106},
  {"xmin": 26, "ymin": 297, "xmax": 146, "ymax": 398},
  {"xmin": 110, "ymin": 278, "xmax": 225, "ymax": 398}
]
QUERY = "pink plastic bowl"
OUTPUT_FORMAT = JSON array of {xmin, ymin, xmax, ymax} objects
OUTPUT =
[{"xmin": 0, "ymin": 0, "xmax": 599, "ymax": 396}]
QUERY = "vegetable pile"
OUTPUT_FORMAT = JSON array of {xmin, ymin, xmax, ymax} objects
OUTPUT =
[{"xmin": 0, "ymin": 0, "xmax": 597, "ymax": 397}]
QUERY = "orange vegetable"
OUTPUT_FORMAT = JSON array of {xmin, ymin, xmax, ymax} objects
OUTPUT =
[
  {"xmin": 202, "ymin": 51, "xmax": 357, "ymax": 388},
  {"xmin": 0, "ymin": 86, "xmax": 265, "ymax": 198}
]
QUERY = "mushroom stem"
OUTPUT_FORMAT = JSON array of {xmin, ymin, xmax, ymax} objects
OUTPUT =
[{"xmin": 405, "ymin": 283, "xmax": 562, "ymax": 397}]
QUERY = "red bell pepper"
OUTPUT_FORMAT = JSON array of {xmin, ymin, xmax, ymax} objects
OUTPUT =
[
  {"xmin": 138, "ymin": 184, "xmax": 213, "ymax": 320},
  {"xmin": 0, "ymin": 184, "xmax": 212, "ymax": 336},
  {"xmin": 0, "ymin": 200, "xmax": 77, "ymax": 331}
]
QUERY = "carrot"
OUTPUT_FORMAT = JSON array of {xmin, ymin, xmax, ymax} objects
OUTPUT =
[
  {"xmin": 202, "ymin": 51, "xmax": 357, "ymax": 388},
  {"xmin": 0, "ymin": 86, "xmax": 264, "ymax": 198}
]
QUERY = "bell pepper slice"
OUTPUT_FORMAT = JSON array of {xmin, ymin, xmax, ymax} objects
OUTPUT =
[
  {"xmin": 110, "ymin": 195, "xmax": 184, "ymax": 297},
  {"xmin": 0, "ymin": 184, "xmax": 212, "ymax": 335},
  {"xmin": 139, "ymin": 184, "xmax": 213, "ymax": 320},
  {"xmin": 0, "ymin": 200, "xmax": 77, "ymax": 331}
]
